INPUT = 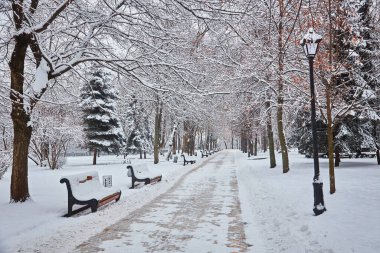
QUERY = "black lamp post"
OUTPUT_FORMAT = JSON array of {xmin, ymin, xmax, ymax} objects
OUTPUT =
[{"xmin": 300, "ymin": 28, "xmax": 327, "ymax": 216}]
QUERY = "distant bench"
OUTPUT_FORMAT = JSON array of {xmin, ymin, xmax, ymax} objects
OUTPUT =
[
  {"xmin": 60, "ymin": 171, "xmax": 121, "ymax": 217},
  {"xmin": 200, "ymin": 150, "xmax": 208, "ymax": 158},
  {"xmin": 127, "ymin": 164, "xmax": 162, "ymax": 189},
  {"xmin": 181, "ymin": 154, "xmax": 196, "ymax": 166}
]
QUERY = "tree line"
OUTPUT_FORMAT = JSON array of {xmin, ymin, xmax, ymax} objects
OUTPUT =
[{"xmin": 0, "ymin": 0, "xmax": 379, "ymax": 202}]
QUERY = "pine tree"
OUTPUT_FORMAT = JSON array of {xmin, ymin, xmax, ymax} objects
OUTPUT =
[
  {"xmin": 290, "ymin": 108, "xmax": 328, "ymax": 156},
  {"xmin": 125, "ymin": 96, "xmax": 153, "ymax": 157},
  {"xmin": 80, "ymin": 68, "xmax": 125, "ymax": 164},
  {"xmin": 333, "ymin": 0, "xmax": 379, "ymax": 153}
]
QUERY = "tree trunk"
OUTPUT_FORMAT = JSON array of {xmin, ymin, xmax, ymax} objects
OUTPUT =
[
  {"xmin": 10, "ymin": 119, "xmax": 32, "ymax": 202},
  {"xmin": 327, "ymin": 0, "xmax": 336, "ymax": 194},
  {"xmin": 177, "ymin": 135, "xmax": 181, "ymax": 154},
  {"xmin": 166, "ymin": 124, "xmax": 177, "ymax": 161},
  {"xmin": 160, "ymin": 119, "xmax": 166, "ymax": 148},
  {"xmin": 254, "ymin": 134, "xmax": 258, "ymax": 156},
  {"xmin": 249, "ymin": 140, "xmax": 255, "ymax": 155},
  {"xmin": 241, "ymin": 131, "xmax": 247, "ymax": 153},
  {"xmin": 172, "ymin": 133, "xmax": 177, "ymax": 155},
  {"xmin": 327, "ymin": 85, "xmax": 336, "ymax": 192},
  {"xmin": 190, "ymin": 134, "xmax": 195, "ymax": 156},
  {"xmin": 241, "ymin": 133, "xmax": 244, "ymax": 152},
  {"xmin": 9, "ymin": 34, "xmax": 32, "ymax": 202},
  {"xmin": 182, "ymin": 121, "xmax": 189, "ymax": 154},
  {"xmin": 42, "ymin": 140, "xmax": 49, "ymax": 164},
  {"xmin": 2, "ymin": 126, "xmax": 8, "ymax": 150},
  {"xmin": 277, "ymin": 0, "xmax": 289, "ymax": 173},
  {"xmin": 200, "ymin": 132, "xmax": 203, "ymax": 150},
  {"xmin": 266, "ymin": 97, "xmax": 276, "ymax": 168},
  {"xmin": 92, "ymin": 148, "xmax": 97, "ymax": 165},
  {"xmin": 262, "ymin": 129, "xmax": 268, "ymax": 152},
  {"xmin": 248, "ymin": 140, "xmax": 251, "ymax": 157},
  {"xmin": 154, "ymin": 103, "xmax": 162, "ymax": 164},
  {"xmin": 334, "ymin": 150, "xmax": 340, "ymax": 167}
]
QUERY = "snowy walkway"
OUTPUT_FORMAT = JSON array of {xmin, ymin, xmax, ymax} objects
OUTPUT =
[{"xmin": 74, "ymin": 152, "xmax": 249, "ymax": 253}]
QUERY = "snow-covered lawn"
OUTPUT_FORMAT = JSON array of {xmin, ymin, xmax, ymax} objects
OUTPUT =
[
  {"xmin": 237, "ymin": 150, "xmax": 380, "ymax": 253},
  {"xmin": 1, "ymin": 150, "xmax": 380, "ymax": 253},
  {"xmin": 0, "ymin": 153, "xmax": 200, "ymax": 253}
]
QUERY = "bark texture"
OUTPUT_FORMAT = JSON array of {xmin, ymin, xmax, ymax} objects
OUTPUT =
[
  {"xmin": 277, "ymin": 0, "xmax": 289, "ymax": 173},
  {"xmin": 153, "ymin": 103, "xmax": 162, "ymax": 164},
  {"xmin": 9, "ymin": 32, "xmax": 32, "ymax": 202},
  {"xmin": 266, "ymin": 99, "xmax": 276, "ymax": 168}
]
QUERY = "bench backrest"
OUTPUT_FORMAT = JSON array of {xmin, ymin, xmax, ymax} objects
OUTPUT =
[
  {"xmin": 128, "ymin": 163, "xmax": 160, "ymax": 178},
  {"xmin": 132, "ymin": 163, "xmax": 150, "ymax": 175},
  {"xmin": 61, "ymin": 171, "xmax": 102, "ymax": 198}
]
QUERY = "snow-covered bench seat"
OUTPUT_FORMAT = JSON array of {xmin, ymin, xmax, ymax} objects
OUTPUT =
[
  {"xmin": 127, "ymin": 164, "xmax": 162, "ymax": 189},
  {"xmin": 60, "ymin": 171, "xmax": 121, "ymax": 217},
  {"xmin": 181, "ymin": 154, "xmax": 196, "ymax": 166}
]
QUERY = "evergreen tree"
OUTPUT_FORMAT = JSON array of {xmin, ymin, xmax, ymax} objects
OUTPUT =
[
  {"xmin": 125, "ymin": 96, "xmax": 153, "ymax": 157},
  {"xmin": 80, "ymin": 68, "xmax": 125, "ymax": 164},
  {"xmin": 334, "ymin": 0, "xmax": 379, "ymax": 152},
  {"xmin": 290, "ymin": 108, "xmax": 328, "ymax": 155}
]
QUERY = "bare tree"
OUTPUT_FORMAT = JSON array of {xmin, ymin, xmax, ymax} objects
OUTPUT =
[{"xmin": 3, "ymin": 0, "xmax": 203, "ymax": 201}]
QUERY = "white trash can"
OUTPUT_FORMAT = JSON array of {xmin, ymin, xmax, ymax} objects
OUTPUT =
[{"xmin": 102, "ymin": 175, "xmax": 112, "ymax": 188}]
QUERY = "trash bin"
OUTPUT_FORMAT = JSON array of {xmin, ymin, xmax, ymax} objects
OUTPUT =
[
  {"xmin": 102, "ymin": 175, "xmax": 112, "ymax": 188},
  {"xmin": 173, "ymin": 155, "xmax": 178, "ymax": 163}
]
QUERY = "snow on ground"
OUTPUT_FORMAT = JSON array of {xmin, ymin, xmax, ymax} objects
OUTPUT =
[
  {"xmin": 0, "ymin": 153, "xmax": 200, "ymax": 253},
  {"xmin": 1, "ymin": 150, "xmax": 380, "ymax": 253},
  {"xmin": 237, "ymin": 150, "xmax": 380, "ymax": 253}
]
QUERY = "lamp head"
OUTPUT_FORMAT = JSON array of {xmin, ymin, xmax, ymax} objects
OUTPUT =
[{"xmin": 300, "ymin": 28, "xmax": 322, "ymax": 58}]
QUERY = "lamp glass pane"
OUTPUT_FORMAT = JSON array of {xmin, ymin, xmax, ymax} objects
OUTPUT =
[
  {"xmin": 307, "ymin": 42, "xmax": 318, "ymax": 56},
  {"xmin": 303, "ymin": 44, "xmax": 308, "ymax": 56}
]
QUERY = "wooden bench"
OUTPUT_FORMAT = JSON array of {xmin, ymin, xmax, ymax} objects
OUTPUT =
[
  {"xmin": 127, "ymin": 164, "xmax": 162, "ymax": 189},
  {"xmin": 200, "ymin": 150, "xmax": 208, "ymax": 158},
  {"xmin": 60, "ymin": 171, "xmax": 121, "ymax": 217},
  {"xmin": 181, "ymin": 154, "xmax": 196, "ymax": 166}
]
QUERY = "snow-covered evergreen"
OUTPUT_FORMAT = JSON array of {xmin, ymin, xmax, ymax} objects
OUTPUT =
[
  {"xmin": 80, "ymin": 68, "xmax": 126, "ymax": 156},
  {"xmin": 125, "ymin": 96, "xmax": 153, "ymax": 155},
  {"xmin": 334, "ymin": 0, "xmax": 380, "ymax": 150}
]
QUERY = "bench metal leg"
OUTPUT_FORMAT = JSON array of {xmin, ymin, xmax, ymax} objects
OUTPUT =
[{"xmin": 90, "ymin": 200, "xmax": 98, "ymax": 213}]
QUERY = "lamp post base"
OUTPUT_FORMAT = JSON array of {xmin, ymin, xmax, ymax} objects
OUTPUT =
[{"xmin": 313, "ymin": 181, "xmax": 326, "ymax": 215}]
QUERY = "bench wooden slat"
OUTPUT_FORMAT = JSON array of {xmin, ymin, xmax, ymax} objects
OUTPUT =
[{"xmin": 99, "ymin": 192, "xmax": 122, "ymax": 207}]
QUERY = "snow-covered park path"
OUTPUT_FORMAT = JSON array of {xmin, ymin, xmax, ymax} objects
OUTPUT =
[{"xmin": 75, "ymin": 151, "xmax": 249, "ymax": 253}]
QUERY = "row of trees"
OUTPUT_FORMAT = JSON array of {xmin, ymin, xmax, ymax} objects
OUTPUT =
[
  {"xmin": 0, "ymin": 0, "xmax": 379, "ymax": 203},
  {"xmin": 29, "ymin": 66, "xmax": 219, "ymax": 167},
  {"xmin": 0, "ymin": 0, "xmax": 231, "ymax": 202},
  {"xmin": 226, "ymin": 0, "xmax": 380, "ymax": 195},
  {"xmin": 79, "ymin": 67, "xmax": 217, "ymax": 165}
]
